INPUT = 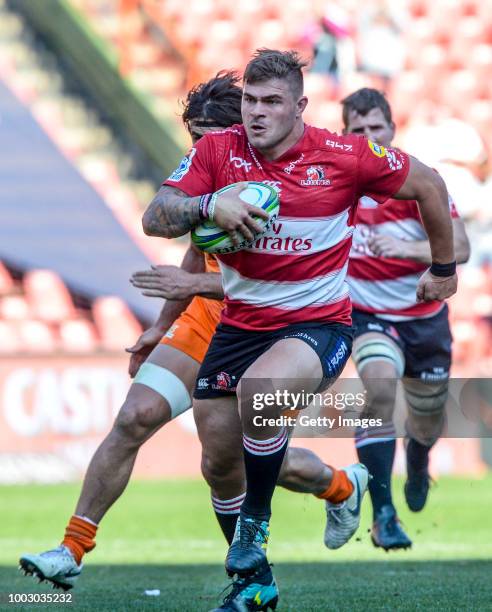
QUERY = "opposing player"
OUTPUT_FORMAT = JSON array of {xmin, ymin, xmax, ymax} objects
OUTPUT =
[
  {"xmin": 342, "ymin": 88, "xmax": 470, "ymax": 550},
  {"xmin": 19, "ymin": 73, "xmax": 367, "ymax": 608},
  {"xmin": 142, "ymin": 49, "xmax": 457, "ymax": 608}
]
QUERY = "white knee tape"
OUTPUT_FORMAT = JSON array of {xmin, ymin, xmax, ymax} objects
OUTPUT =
[
  {"xmin": 353, "ymin": 338, "xmax": 405, "ymax": 378},
  {"xmin": 134, "ymin": 363, "xmax": 191, "ymax": 419}
]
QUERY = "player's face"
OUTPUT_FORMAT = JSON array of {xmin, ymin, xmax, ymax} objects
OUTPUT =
[
  {"xmin": 242, "ymin": 78, "xmax": 305, "ymax": 154},
  {"xmin": 343, "ymin": 108, "xmax": 395, "ymax": 148},
  {"xmin": 188, "ymin": 120, "xmax": 224, "ymax": 144}
]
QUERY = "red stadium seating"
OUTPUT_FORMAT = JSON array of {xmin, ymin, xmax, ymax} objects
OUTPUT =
[
  {"xmin": 438, "ymin": 70, "xmax": 484, "ymax": 117},
  {"xmin": 0, "ymin": 320, "xmax": 22, "ymax": 353},
  {"xmin": 448, "ymin": 17, "xmax": 488, "ymax": 68},
  {"xmin": 0, "ymin": 295, "xmax": 31, "ymax": 320},
  {"xmin": 389, "ymin": 72, "xmax": 427, "ymax": 125},
  {"xmin": 17, "ymin": 320, "xmax": 58, "ymax": 353},
  {"xmin": 470, "ymin": 44, "xmax": 492, "ymax": 87},
  {"xmin": 23, "ymin": 270, "xmax": 76, "ymax": 324},
  {"xmin": 92, "ymin": 296, "xmax": 143, "ymax": 352},
  {"xmin": 59, "ymin": 319, "xmax": 99, "ymax": 353}
]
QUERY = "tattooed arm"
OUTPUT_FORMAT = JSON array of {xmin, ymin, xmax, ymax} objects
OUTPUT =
[
  {"xmin": 142, "ymin": 182, "xmax": 268, "ymax": 243},
  {"xmin": 142, "ymin": 185, "xmax": 201, "ymax": 238}
]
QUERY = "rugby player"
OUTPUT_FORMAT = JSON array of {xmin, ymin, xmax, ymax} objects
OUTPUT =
[
  {"xmin": 142, "ymin": 48, "xmax": 457, "ymax": 609},
  {"xmin": 19, "ymin": 73, "xmax": 366, "ymax": 608},
  {"xmin": 342, "ymin": 88, "xmax": 470, "ymax": 550}
]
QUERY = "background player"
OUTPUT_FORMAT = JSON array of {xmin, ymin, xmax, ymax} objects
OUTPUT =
[
  {"xmin": 143, "ymin": 48, "xmax": 458, "ymax": 609},
  {"xmin": 343, "ymin": 88, "xmax": 470, "ymax": 550},
  {"xmin": 19, "ymin": 72, "xmax": 366, "ymax": 605}
]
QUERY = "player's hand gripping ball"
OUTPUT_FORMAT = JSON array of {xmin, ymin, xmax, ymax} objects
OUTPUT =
[{"xmin": 191, "ymin": 181, "xmax": 279, "ymax": 254}]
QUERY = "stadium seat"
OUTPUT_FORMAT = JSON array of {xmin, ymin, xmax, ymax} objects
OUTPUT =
[
  {"xmin": 209, "ymin": 19, "xmax": 240, "ymax": 46},
  {"xmin": 59, "ymin": 319, "xmax": 99, "ymax": 353},
  {"xmin": 0, "ymin": 320, "xmax": 21, "ymax": 353},
  {"xmin": 448, "ymin": 17, "xmax": 488, "ymax": 68},
  {"xmin": 438, "ymin": 71, "xmax": 484, "ymax": 116},
  {"xmin": 406, "ymin": 0, "xmax": 429, "ymax": 18},
  {"xmin": 23, "ymin": 270, "xmax": 76, "ymax": 323},
  {"xmin": 414, "ymin": 44, "xmax": 448, "ymax": 88},
  {"xmin": 404, "ymin": 17, "xmax": 435, "ymax": 51},
  {"xmin": 17, "ymin": 320, "xmax": 58, "ymax": 353},
  {"xmin": 312, "ymin": 102, "xmax": 343, "ymax": 134},
  {"xmin": 92, "ymin": 296, "xmax": 142, "ymax": 352},
  {"xmin": 0, "ymin": 295, "xmax": 31, "ymax": 320},
  {"xmin": 250, "ymin": 19, "xmax": 286, "ymax": 51},
  {"xmin": 470, "ymin": 44, "xmax": 492, "ymax": 85},
  {"xmin": 427, "ymin": 0, "xmax": 464, "ymax": 26},
  {"xmin": 304, "ymin": 73, "xmax": 336, "ymax": 108},
  {"xmin": 388, "ymin": 71, "xmax": 427, "ymax": 124}
]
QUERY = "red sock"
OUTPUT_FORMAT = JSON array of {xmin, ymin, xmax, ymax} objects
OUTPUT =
[
  {"xmin": 316, "ymin": 466, "xmax": 354, "ymax": 504},
  {"xmin": 62, "ymin": 515, "xmax": 98, "ymax": 565}
]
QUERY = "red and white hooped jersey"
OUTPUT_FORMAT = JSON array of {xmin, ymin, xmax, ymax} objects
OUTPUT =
[
  {"xmin": 164, "ymin": 125, "xmax": 409, "ymax": 331},
  {"xmin": 348, "ymin": 194, "xmax": 459, "ymax": 321}
]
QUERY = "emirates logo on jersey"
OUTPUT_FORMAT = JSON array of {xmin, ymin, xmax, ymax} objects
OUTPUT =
[
  {"xmin": 300, "ymin": 166, "xmax": 331, "ymax": 186},
  {"xmin": 251, "ymin": 221, "xmax": 313, "ymax": 252}
]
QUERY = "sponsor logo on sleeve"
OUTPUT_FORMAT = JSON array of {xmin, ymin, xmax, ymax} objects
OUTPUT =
[
  {"xmin": 368, "ymin": 140, "xmax": 386, "ymax": 158},
  {"xmin": 326, "ymin": 139, "xmax": 353, "ymax": 152},
  {"xmin": 385, "ymin": 148, "xmax": 404, "ymax": 171},
  {"xmin": 167, "ymin": 148, "xmax": 196, "ymax": 181}
]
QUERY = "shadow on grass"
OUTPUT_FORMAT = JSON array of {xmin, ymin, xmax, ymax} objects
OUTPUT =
[{"xmin": 1, "ymin": 560, "xmax": 491, "ymax": 611}]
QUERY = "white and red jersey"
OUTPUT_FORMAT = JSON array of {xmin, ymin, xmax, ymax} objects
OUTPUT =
[
  {"xmin": 348, "ymin": 194, "xmax": 459, "ymax": 320},
  {"xmin": 164, "ymin": 125, "xmax": 409, "ymax": 331}
]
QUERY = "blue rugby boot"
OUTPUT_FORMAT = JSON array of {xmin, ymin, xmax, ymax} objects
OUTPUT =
[
  {"xmin": 405, "ymin": 438, "xmax": 432, "ymax": 512},
  {"xmin": 371, "ymin": 504, "xmax": 412, "ymax": 551},
  {"xmin": 225, "ymin": 514, "xmax": 269, "ymax": 577},
  {"xmin": 210, "ymin": 560, "xmax": 278, "ymax": 611}
]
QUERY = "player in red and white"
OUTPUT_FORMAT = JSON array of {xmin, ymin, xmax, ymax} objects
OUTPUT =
[
  {"xmin": 342, "ymin": 88, "xmax": 470, "ymax": 550},
  {"xmin": 19, "ymin": 73, "xmax": 366, "ymax": 606},
  {"xmin": 143, "ymin": 49, "xmax": 457, "ymax": 607}
]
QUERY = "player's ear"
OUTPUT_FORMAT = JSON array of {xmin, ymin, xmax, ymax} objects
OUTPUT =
[
  {"xmin": 296, "ymin": 96, "xmax": 308, "ymax": 118},
  {"xmin": 389, "ymin": 121, "xmax": 396, "ymax": 140}
]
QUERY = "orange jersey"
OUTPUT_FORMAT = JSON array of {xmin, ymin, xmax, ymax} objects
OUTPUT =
[
  {"xmin": 160, "ymin": 254, "xmax": 223, "ymax": 363},
  {"xmin": 205, "ymin": 253, "xmax": 219, "ymax": 273}
]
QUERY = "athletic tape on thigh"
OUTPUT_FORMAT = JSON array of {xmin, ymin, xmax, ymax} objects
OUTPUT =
[
  {"xmin": 134, "ymin": 363, "xmax": 191, "ymax": 419},
  {"xmin": 353, "ymin": 338, "xmax": 405, "ymax": 378},
  {"xmin": 404, "ymin": 381, "xmax": 449, "ymax": 416}
]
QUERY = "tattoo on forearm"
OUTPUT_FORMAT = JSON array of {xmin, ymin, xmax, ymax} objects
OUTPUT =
[{"xmin": 143, "ymin": 186, "xmax": 201, "ymax": 237}]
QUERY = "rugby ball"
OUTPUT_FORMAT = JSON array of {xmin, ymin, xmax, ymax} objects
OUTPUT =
[{"xmin": 191, "ymin": 181, "xmax": 279, "ymax": 254}]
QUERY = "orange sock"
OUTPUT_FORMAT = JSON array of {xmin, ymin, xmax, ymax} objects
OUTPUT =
[
  {"xmin": 62, "ymin": 515, "xmax": 98, "ymax": 565},
  {"xmin": 316, "ymin": 466, "xmax": 354, "ymax": 504}
]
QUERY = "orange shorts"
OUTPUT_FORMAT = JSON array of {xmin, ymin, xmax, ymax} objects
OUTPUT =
[{"xmin": 160, "ymin": 295, "xmax": 224, "ymax": 364}]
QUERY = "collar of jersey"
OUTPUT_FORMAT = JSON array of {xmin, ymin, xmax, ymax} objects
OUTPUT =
[{"xmin": 246, "ymin": 123, "xmax": 310, "ymax": 166}]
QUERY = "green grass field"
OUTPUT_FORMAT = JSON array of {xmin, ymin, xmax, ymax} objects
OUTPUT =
[{"xmin": 1, "ymin": 475, "xmax": 492, "ymax": 611}]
